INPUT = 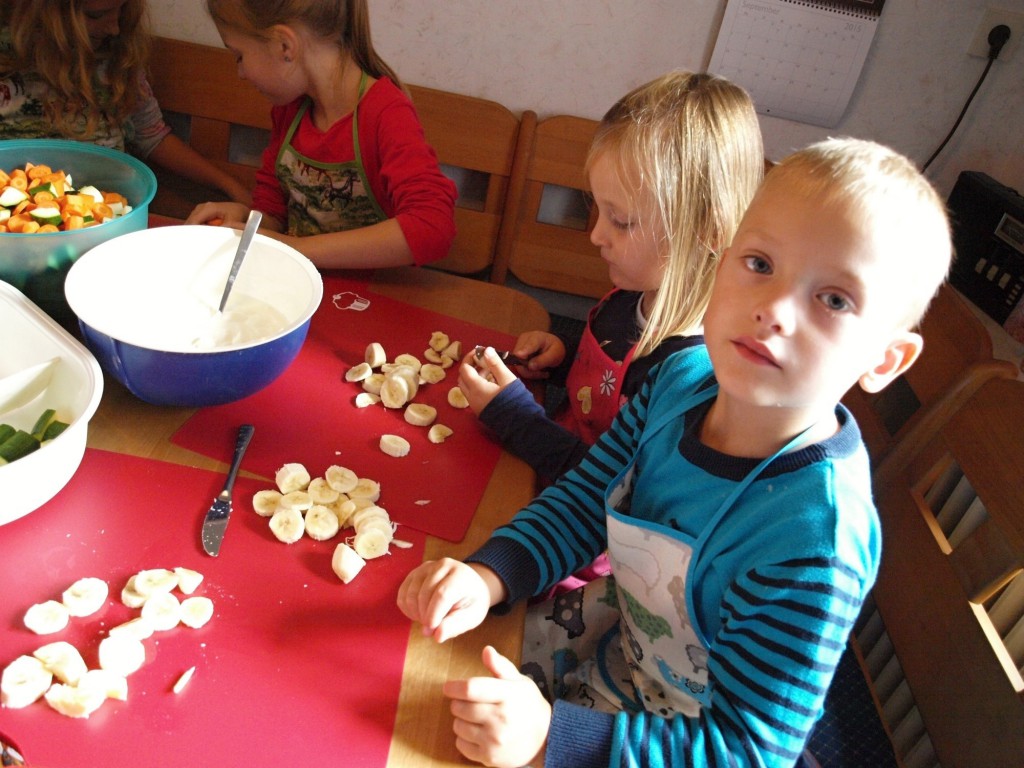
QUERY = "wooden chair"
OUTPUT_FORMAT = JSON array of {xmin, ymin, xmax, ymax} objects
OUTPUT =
[
  {"xmin": 490, "ymin": 114, "xmax": 612, "ymax": 298},
  {"xmin": 850, "ymin": 376, "xmax": 1024, "ymax": 767},
  {"xmin": 841, "ymin": 282, "xmax": 1017, "ymax": 466},
  {"xmin": 147, "ymin": 37, "xmax": 529, "ymax": 277}
]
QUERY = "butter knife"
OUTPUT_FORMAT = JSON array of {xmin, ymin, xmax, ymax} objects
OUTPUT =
[
  {"xmin": 202, "ymin": 424, "xmax": 255, "ymax": 556},
  {"xmin": 473, "ymin": 345, "xmax": 533, "ymax": 368}
]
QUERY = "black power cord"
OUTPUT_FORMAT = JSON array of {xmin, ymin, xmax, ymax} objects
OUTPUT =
[{"xmin": 922, "ymin": 23, "xmax": 1012, "ymax": 172}]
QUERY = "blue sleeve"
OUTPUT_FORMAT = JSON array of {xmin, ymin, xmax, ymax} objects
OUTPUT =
[{"xmin": 478, "ymin": 379, "xmax": 590, "ymax": 484}]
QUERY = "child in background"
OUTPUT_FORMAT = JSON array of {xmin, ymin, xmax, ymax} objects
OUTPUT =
[
  {"xmin": 398, "ymin": 138, "xmax": 953, "ymax": 768},
  {"xmin": 185, "ymin": 0, "xmax": 457, "ymax": 270},
  {"xmin": 0, "ymin": 0, "xmax": 251, "ymax": 206},
  {"xmin": 461, "ymin": 71, "xmax": 763, "ymax": 485}
]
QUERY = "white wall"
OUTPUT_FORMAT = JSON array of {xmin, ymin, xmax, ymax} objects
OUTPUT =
[{"xmin": 149, "ymin": 0, "xmax": 1024, "ymax": 199}]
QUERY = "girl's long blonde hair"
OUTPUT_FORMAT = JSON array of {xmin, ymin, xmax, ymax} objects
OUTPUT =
[
  {"xmin": 588, "ymin": 71, "xmax": 763, "ymax": 358},
  {"xmin": 0, "ymin": 0, "xmax": 150, "ymax": 139},
  {"xmin": 206, "ymin": 0, "xmax": 402, "ymax": 90}
]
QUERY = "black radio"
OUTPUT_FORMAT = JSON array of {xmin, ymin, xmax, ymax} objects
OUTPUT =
[{"xmin": 947, "ymin": 171, "xmax": 1024, "ymax": 332}]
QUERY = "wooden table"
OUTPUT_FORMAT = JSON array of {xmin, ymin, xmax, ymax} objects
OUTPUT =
[{"xmin": 86, "ymin": 264, "xmax": 549, "ymax": 767}]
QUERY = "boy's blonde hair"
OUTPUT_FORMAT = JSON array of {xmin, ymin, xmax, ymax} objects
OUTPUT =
[
  {"xmin": 207, "ymin": 0, "xmax": 402, "ymax": 90},
  {"xmin": 587, "ymin": 71, "xmax": 763, "ymax": 358},
  {"xmin": 0, "ymin": 0, "xmax": 150, "ymax": 139},
  {"xmin": 763, "ymin": 138, "xmax": 952, "ymax": 329}
]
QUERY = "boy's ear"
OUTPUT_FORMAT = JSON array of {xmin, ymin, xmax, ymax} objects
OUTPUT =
[{"xmin": 857, "ymin": 331, "xmax": 923, "ymax": 394}]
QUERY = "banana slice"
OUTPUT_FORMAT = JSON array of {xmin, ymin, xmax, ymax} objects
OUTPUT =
[
  {"xmin": 352, "ymin": 528, "xmax": 391, "ymax": 559},
  {"xmin": 304, "ymin": 504, "xmax": 341, "ymax": 541},
  {"xmin": 61, "ymin": 577, "xmax": 109, "ymax": 618},
  {"xmin": 418, "ymin": 363, "xmax": 446, "ymax": 384},
  {"xmin": 345, "ymin": 361, "xmax": 373, "ymax": 382},
  {"xmin": 380, "ymin": 434, "xmax": 411, "ymax": 458},
  {"xmin": 278, "ymin": 490, "xmax": 313, "ymax": 512},
  {"xmin": 33, "ymin": 641, "xmax": 87, "ymax": 685},
  {"xmin": 252, "ymin": 489, "xmax": 282, "ymax": 517},
  {"xmin": 356, "ymin": 517, "xmax": 395, "ymax": 540},
  {"xmin": 172, "ymin": 666, "xmax": 196, "ymax": 695},
  {"xmin": 351, "ymin": 504, "xmax": 390, "ymax": 531},
  {"xmin": 78, "ymin": 668, "xmax": 128, "ymax": 701},
  {"xmin": 174, "ymin": 567, "xmax": 204, "ymax": 595},
  {"xmin": 428, "ymin": 424, "xmax": 454, "ymax": 444},
  {"xmin": 331, "ymin": 542, "xmax": 366, "ymax": 583},
  {"xmin": 324, "ymin": 464, "xmax": 358, "ymax": 494},
  {"xmin": 132, "ymin": 568, "xmax": 178, "ymax": 597},
  {"xmin": 107, "ymin": 616, "xmax": 155, "ymax": 641},
  {"xmin": 141, "ymin": 591, "xmax": 182, "ymax": 632},
  {"xmin": 365, "ymin": 342, "xmax": 387, "ymax": 368},
  {"xmin": 447, "ymin": 386, "xmax": 470, "ymax": 409},
  {"xmin": 428, "ymin": 331, "xmax": 450, "ymax": 352},
  {"xmin": 354, "ymin": 392, "xmax": 380, "ymax": 408},
  {"xmin": 440, "ymin": 355, "xmax": 456, "ymax": 369},
  {"xmin": 275, "ymin": 462, "xmax": 311, "ymax": 494},
  {"xmin": 269, "ymin": 507, "xmax": 305, "ymax": 544},
  {"xmin": 404, "ymin": 403, "xmax": 437, "ymax": 427},
  {"xmin": 442, "ymin": 340, "xmax": 462, "ymax": 360},
  {"xmin": 362, "ymin": 373, "xmax": 385, "ymax": 395},
  {"xmin": 44, "ymin": 682, "xmax": 108, "ymax": 719},
  {"xmin": 348, "ymin": 477, "xmax": 381, "ymax": 502},
  {"xmin": 424, "ymin": 347, "xmax": 444, "ymax": 364},
  {"xmin": 331, "ymin": 497, "xmax": 358, "ymax": 528},
  {"xmin": 1, "ymin": 655, "xmax": 52, "ymax": 708},
  {"xmin": 307, "ymin": 477, "xmax": 340, "ymax": 505},
  {"xmin": 179, "ymin": 596, "xmax": 214, "ymax": 629},
  {"xmin": 380, "ymin": 373, "xmax": 411, "ymax": 409},
  {"xmin": 98, "ymin": 635, "xmax": 146, "ymax": 677},
  {"xmin": 393, "ymin": 353, "xmax": 422, "ymax": 372},
  {"xmin": 23, "ymin": 600, "xmax": 70, "ymax": 635},
  {"xmin": 389, "ymin": 365, "xmax": 420, "ymax": 399},
  {"xmin": 120, "ymin": 577, "xmax": 147, "ymax": 609}
]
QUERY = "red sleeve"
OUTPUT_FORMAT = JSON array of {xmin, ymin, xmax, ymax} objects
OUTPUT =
[{"xmin": 251, "ymin": 101, "xmax": 298, "ymax": 226}]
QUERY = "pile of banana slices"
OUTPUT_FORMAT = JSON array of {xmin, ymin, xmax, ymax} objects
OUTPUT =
[{"xmin": 1, "ymin": 567, "xmax": 211, "ymax": 718}]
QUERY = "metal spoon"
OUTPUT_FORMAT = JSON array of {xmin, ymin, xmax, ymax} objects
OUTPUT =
[{"xmin": 218, "ymin": 209, "xmax": 262, "ymax": 312}]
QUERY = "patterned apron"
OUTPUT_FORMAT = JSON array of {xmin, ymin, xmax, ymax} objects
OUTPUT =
[
  {"xmin": 557, "ymin": 290, "xmax": 638, "ymax": 444},
  {"xmin": 275, "ymin": 72, "xmax": 387, "ymax": 236}
]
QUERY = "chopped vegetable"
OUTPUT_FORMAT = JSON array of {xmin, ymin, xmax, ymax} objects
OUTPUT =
[{"xmin": 0, "ymin": 162, "xmax": 131, "ymax": 234}]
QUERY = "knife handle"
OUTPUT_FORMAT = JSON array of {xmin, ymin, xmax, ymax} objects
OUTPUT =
[{"xmin": 223, "ymin": 424, "xmax": 255, "ymax": 494}]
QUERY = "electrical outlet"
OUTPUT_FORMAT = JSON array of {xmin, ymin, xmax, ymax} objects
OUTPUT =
[{"xmin": 967, "ymin": 7, "xmax": 1024, "ymax": 60}]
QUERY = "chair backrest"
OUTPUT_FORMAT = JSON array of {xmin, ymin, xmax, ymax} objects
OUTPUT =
[
  {"xmin": 841, "ymin": 282, "xmax": 1017, "ymax": 465},
  {"xmin": 491, "ymin": 114, "xmax": 612, "ymax": 298},
  {"xmin": 855, "ymin": 376, "xmax": 1024, "ymax": 767}
]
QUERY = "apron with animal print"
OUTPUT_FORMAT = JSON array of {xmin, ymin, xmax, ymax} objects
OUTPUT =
[{"xmin": 275, "ymin": 72, "xmax": 386, "ymax": 237}]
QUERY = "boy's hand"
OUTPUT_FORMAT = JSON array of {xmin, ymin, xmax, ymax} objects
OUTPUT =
[
  {"xmin": 458, "ymin": 348, "xmax": 518, "ymax": 414},
  {"xmin": 396, "ymin": 559, "xmax": 497, "ymax": 643},
  {"xmin": 444, "ymin": 645, "xmax": 550, "ymax": 768},
  {"xmin": 184, "ymin": 201, "xmax": 251, "ymax": 227},
  {"xmin": 512, "ymin": 331, "xmax": 566, "ymax": 380}
]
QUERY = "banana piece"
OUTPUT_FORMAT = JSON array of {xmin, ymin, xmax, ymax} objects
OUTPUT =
[
  {"xmin": 379, "ymin": 434, "xmax": 410, "ymax": 458},
  {"xmin": 252, "ymin": 489, "xmax": 282, "ymax": 517},
  {"xmin": 428, "ymin": 424, "xmax": 454, "ymax": 444},
  {"xmin": 44, "ymin": 682, "xmax": 108, "ymax": 719},
  {"xmin": 418, "ymin": 363, "xmax": 446, "ymax": 384},
  {"xmin": 352, "ymin": 528, "xmax": 391, "ymax": 559},
  {"xmin": 107, "ymin": 616, "xmax": 155, "ymax": 641},
  {"xmin": 365, "ymin": 342, "xmax": 387, "ymax": 368},
  {"xmin": 140, "ymin": 591, "xmax": 181, "ymax": 632},
  {"xmin": 331, "ymin": 542, "xmax": 366, "ymax": 583},
  {"xmin": 404, "ymin": 403, "xmax": 437, "ymax": 427},
  {"xmin": 329, "ymin": 497, "xmax": 355, "ymax": 529},
  {"xmin": 324, "ymin": 464, "xmax": 358, "ymax": 494},
  {"xmin": 120, "ymin": 577, "xmax": 147, "ymax": 609},
  {"xmin": 428, "ymin": 331, "xmax": 450, "ymax": 352},
  {"xmin": 307, "ymin": 477, "xmax": 340, "ymax": 505},
  {"xmin": 172, "ymin": 666, "xmax": 196, "ymax": 695},
  {"xmin": 389, "ymin": 365, "xmax": 420, "ymax": 399},
  {"xmin": 304, "ymin": 504, "xmax": 341, "ymax": 541},
  {"xmin": 276, "ymin": 462, "xmax": 311, "ymax": 494},
  {"xmin": 440, "ymin": 355, "xmax": 456, "ymax": 369},
  {"xmin": 351, "ymin": 504, "xmax": 390, "ymax": 531},
  {"xmin": 132, "ymin": 568, "xmax": 178, "ymax": 597},
  {"xmin": 447, "ymin": 386, "xmax": 470, "ymax": 409},
  {"xmin": 278, "ymin": 490, "xmax": 313, "ymax": 512},
  {"xmin": 362, "ymin": 373, "xmax": 385, "ymax": 395},
  {"xmin": 356, "ymin": 517, "xmax": 395, "ymax": 541},
  {"xmin": 23, "ymin": 600, "xmax": 70, "ymax": 635},
  {"xmin": 345, "ymin": 361, "xmax": 373, "ymax": 382},
  {"xmin": 393, "ymin": 353, "xmax": 421, "ymax": 372},
  {"xmin": 269, "ymin": 507, "xmax": 305, "ymax": 544},
  {"xmin": 354, "ymin": 392, "xmax": 380, "ymax": 408},
  {"xmin": 179, "ymin": 596, "xmax": 214, "ymax": 629},
  {"xmin": 380, "ymin": 372, "xmax": 411, "ymax": 409},
  {"xmin": 391, "ymin": 538, "xmax": 415, "ymax": 549},
  {"xmin": 348, "ymin": 478, "xmax": 381, "ymax": 502},
  {"xmin": 423, "ymin": 347, "xmax": 444, "ymax": 364},
  {"xmin": 174, "ymin": 567, "xmax": 204, "ymax": 595},
  {"xmin": 442, "ymin": 340, "xmax": 462, "ymax": 360},
  {"xmin": 78, "ymin": 668, "xmax": 128, "ymax": 701},
  {"xmin": 98, "ymin": 635, "xmax": 146, "ymax": 677},
  {"xmin": 1, "ymin": 655, "xmax": 52, "ymax": 708},
  {"xmin": 33, "ymin": 641, "xmax": 87, "ymax": 685},
  {"xmin": 61, "ymin": 577, "xmax": 109, "ymax": 617}
]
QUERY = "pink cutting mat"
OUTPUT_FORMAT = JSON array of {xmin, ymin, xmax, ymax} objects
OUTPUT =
[
  {"xmin": 172, "ymin": 275, "xmax": 517, "ymax": 543},
  {"xmin": 0, "ymin": 448, "xmax": 424, "ymax": 768}
]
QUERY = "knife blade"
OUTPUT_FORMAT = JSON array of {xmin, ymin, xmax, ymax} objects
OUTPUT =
[{"xmin": 202, "ymin": 424, "xmax": 255, "ymax": 556}]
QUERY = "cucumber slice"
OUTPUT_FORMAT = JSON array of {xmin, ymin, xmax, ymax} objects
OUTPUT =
[
  {"xmin": 42, "ymin": 419, "xmax": 70, "ymax": 441},
  {"xmin": 29, "ymin": 206, "xmax": 63, "ymax": 226},
  {"xmin": 0, "ymin": 429, "xmax": 40, "ymax": 464},
  {"xmin": 27, "ymin": 181, "xmax": 57, "ymax": 198},
  {"xmin": 0, "ymin": 187, "xmax": 29, "ymax": 208},
  {"xmin": 30, "ymin": 408, "xmax": 56, "ymax": 439},
  {"xmin": 78, "ymin": 185, "xmax": 103, "ymax": 203},
  {"xmin": 0, "ymin": 424, "xmax": 15, "ymax": 445}
]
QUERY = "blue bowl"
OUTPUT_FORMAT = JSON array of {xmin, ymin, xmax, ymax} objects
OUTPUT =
[{"xmin": 64, "ymin": 226, "xmax": 323, "ymax": 407}]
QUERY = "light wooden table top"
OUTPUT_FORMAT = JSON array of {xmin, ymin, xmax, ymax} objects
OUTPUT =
[{"xmin": 88, "ymin": 264, "xmax": 550, "ymax": 767}]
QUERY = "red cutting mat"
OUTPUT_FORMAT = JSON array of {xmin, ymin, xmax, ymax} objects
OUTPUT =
[
  {"xmin": 172, "ymin": 274, "xmax": 516, "ymax": 543},
  {"xmin": 0, "ymin": 448, "xmax": 424, "ymax": 768}
]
